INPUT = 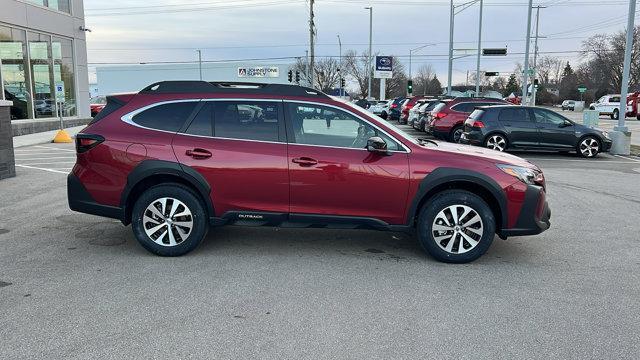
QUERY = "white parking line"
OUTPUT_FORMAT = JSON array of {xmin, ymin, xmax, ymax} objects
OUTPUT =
[
  {"xmin": 14, "ymin": 156, "xmax": 76, "ymax": 161},
  {"xmin": 613, "ymin": 155, "xmax": 640, "ymax": 163},
  {"xmin": 33, "ymin": 145, "xmax": 75, "ymax": 152},
  {"xmin": 15, "ymin": 164, "xmax": 69, "ymax": 174}
]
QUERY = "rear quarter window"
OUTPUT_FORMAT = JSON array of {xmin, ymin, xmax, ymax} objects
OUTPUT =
[{"xmin": 132, "ymin": 101, "xmax": 198, "ymax": 132}]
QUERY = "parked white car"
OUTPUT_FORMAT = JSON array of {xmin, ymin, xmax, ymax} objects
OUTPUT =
[
  {"xmin": 367, "ymin": 100, "xmax": 388, "ymax": 116},
  {"xmin": 590, "ymin": 95, "xmax": 622, "ymax": 119},
  {"xmin": 407, "ymin": 100, "xmax": 428, "ymax": 126}
]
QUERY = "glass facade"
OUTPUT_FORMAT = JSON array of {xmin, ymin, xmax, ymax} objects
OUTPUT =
[
  {"xmin": 0, "ymin": 24, "xmax": 76, "ymax": 119},
  {"xmin": 26, "ymin": 0, "xmax": 71, "ymax": 14}
]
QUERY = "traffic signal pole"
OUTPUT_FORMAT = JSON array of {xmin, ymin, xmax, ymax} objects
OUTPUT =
[
  {"xmin": 475, "ymin": 0, "xmax": 483, "ymax": 96},
  {"xmin": 611, "ymin": 0, "xmax": 635, "ymax": 155}
]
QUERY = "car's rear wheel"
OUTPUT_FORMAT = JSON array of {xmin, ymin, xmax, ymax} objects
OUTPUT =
[
  {"xmin": 485, "ymin": 134, "xmax": 508, "ymax": 152},
  {"xmin": 449, "ymin": 125, "xmax": 464, "ymax": 143},
  {"xmin": 131, "ymin": 184, "xmax": 208, "ymax": 256},
  {"xmin": 417, "ymin": 190, "xmax": 495, "ymax": 263},
  {"xmin": 577, "ymin": 136, "xmax": 600, "ymax": 158}
]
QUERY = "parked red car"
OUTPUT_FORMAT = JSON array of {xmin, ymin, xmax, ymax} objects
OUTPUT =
[
  {"xmin": 427, "ymin": 97, "xmax": 510, "ymax": 142},
  {"xmin": 399, "ymin": 96, "xmax": 428, "ymax": 124},
  {"xmin": 90, "ymin": 96, "xmax": 107, "ymax": 117},
  {"xmin": 68, "ymin": 81, "xmax": 550, "ymax": 263}
]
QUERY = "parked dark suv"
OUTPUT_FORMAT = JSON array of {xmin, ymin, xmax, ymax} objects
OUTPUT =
[
  {"xmin": 68, "ymin": 81, "xmax": 550, "ymax": 263},
  {"xmin": 427, "ymin": 97, "xmax": 510, "ymax": 142},
  {"xmin": 461, "ymin": 105, "xmax": 612, "ymax": 158}
]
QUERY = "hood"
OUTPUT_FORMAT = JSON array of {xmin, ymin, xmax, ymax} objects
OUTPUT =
[{"xmin": 429, "ymin": 141, "xmax": 537, "ymax": 169}]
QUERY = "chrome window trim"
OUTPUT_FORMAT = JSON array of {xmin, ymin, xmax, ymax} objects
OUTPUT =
[{"xmin": 121, "ymin": 98, "xmax": 410, "ymax": 152}]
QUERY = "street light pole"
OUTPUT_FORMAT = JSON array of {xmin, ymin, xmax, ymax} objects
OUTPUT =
[
  {"xmin": 522, "ymin": 0, "xmax": 534, "ymax": 106},
  {"xmin": 531, "ymin": 6, "xmax": 543, "ymax": 106},
  {"xmin": 365, "ymin": 7, "xmax": 373, "ymax": 99},
  {"xmin": 447, "ymin": 0, "xmax": 454, "ymax": 96},
  {"xmin": 475, "ymin": 0, "xmax": 483, "ymax": 96},
  {"xmin": 196, "ymin": 50, "xmax": 202, "ymax": 81},
  {"xmin": 337, "ymin": 34, "xmax": 342, "ymax": 97}
]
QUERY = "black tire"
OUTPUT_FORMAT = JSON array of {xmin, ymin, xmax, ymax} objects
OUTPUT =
[
  {"xmin": 612, "ymin": 109, "xmax": 619, "ymax": 120},
  {"xmin": 417, "ymin": 190, "xmax": 496, "ymax": 263},
  {"xmin": 131, "ymin": 183, "xmax": 208, "ymax": 256},
  {"xmin": 577, "ymin": 136, "xmax": 601, "ymax": 158},
  {"xmin": 449, "ymin": 125, "xmax": 464, "ymax": 143}
]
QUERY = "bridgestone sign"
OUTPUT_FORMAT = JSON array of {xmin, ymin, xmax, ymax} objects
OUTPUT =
[{"xmin": 238, "ymin": 67, "xmax": 280, "ymax": 78}]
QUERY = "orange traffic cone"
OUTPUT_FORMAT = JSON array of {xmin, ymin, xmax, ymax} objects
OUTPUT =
[{"xmin": 53, "ymin": 129, "xmax": 73, "ymax": 143}]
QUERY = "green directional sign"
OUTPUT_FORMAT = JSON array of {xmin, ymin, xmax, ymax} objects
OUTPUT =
[{"xmin": 578, "ymin": 86, "xmax": 587, "ymax": 93}]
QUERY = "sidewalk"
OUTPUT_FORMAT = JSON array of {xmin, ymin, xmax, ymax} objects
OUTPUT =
[{"xmin": 12, "ymin": 125, "xmax": 86, "ymax": 148}]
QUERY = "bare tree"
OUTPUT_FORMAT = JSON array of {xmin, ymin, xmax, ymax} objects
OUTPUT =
[
  {"xmin": 413, "ymin": 64, "xmax": 435, "ymax": 95},
  {"xmin": 343, "ymin": 50, "xmax": 408, "ymax": 99},
  {"xmin": 292, "ymin": 57, "xmax": 341, "ymax": 92}
]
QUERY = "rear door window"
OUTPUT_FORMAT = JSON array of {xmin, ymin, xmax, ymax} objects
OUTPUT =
[
  {"xmin": 498, "ymin": 108, "xmax": 530, "ymax": 122},
  {"xmin": 131, "ymin": 101, "xmax": 198, "ymax": 132},
  {"xmin": 213, "ymin": 101, "xmax": 282, "ymax": 142},
  {"xmin": 184, "ymin": 102, "xmax": 213, "ymax": 136}
]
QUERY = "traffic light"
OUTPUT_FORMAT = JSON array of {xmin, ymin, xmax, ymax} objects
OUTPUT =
[
  {"xmin": 482, "ymin": 48, "xmax": 508, "ymax": 56},
  {"xmin": 341, "ymin": 78, "xmax": 346, "ymax": 87},
  {"xmin": 295, "ymin": 71, "xmax": 300, "ymax": 83},
  {"xmin": 534, "ymin": 79, "xmax": 539, "ymax": 88},
  {"xmin": 407, "ymin": 80, "xmax": 413, "ymax": 94},
  {"xmin": 288, "ymin": 70, "xmax": 293, "ymax": 83},
  {"xmin": 484, "ymin": 72, "xmax": 499, "ymax": 77}
]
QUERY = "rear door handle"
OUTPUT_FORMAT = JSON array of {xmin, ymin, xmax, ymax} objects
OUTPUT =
[
  {"xmin": 292, "ymin": 157, "xmax": 318, "ymax": 166},
  {"xmin": 186, "ymin": 148, "xmax": 212, "ymax": 159}
]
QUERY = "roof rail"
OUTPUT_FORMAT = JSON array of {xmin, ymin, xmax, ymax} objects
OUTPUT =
[{"xmin": 139, "ymin": 81, "xmax": 330, "ymax": 99}]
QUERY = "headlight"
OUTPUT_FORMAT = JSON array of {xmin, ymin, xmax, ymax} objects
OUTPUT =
[{"xmin": 497, "ymin": 164, "xmax": 544, "ymax": 186}]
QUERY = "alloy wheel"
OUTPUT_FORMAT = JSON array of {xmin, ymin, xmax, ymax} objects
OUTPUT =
[
  {"xmin": 453, "ymin": 128, "xmax": 464, "ymax": 143},
  {"xmin": 143, "ymin": 197, "xmax": 194, "ymax": 247},
  {"xmin": 486, "ymin": 135, "xmax": 506, "ymax": 151},
  {"xmin": 432, "ymin": 205, "xmax": 484, "ymax": 254},
  {"xmin": 579, "ymin": 138, "xmax": 599, "ymax": 157}
]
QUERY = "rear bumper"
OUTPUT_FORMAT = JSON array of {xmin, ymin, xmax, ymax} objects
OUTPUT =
[
  {"xmin": 499, "ymin": 185, "xmax": 551, "ymax": 237},
  {"xmin": 68, "ymin": 173, "xmax": 125, "ymax": 222}
]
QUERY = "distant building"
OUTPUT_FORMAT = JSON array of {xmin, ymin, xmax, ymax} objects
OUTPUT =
[
  {"xmin": 96, "ymin": 62, "xmax": 296, "ymax": 95},
  {"xmin": 0, "ymin": 0, "xmax": 90, "ymax": 119}
]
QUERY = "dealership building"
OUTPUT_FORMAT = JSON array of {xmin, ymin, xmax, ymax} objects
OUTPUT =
[
  {"xmin": 96, "ymin": 62, "xmax": 296, "ymax": 95},
  {"xmin": 0, "ymin": 0, "xmax": 90, "ymax": 120}
]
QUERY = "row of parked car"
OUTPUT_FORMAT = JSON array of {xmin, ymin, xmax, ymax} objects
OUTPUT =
[{"xmin": 369, "ymin": 95, "xmax": 612, "ymax": 158}]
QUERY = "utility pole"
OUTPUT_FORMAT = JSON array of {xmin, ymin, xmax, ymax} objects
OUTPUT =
[
  {"xmin": 447, "ymin": 0, "xmax": 454, "ymax": 95},
  {"xmin": 309, "ymin": 0, "xmax": 315, "ymax": 89},
  {"xmin": 475, "ymin": 0, "xmax": 483, "ymax": 96},
  {"xmin": 196, "ymin": 50, "xmax": 202, "ymax": 81},
  {"xmin": 337, "ymin": 34, "xmax": 342, "ymax": 97},
  {"xmin": 522, "ymin": 0, "xmax": 534, "ymax": 106},
  {"xmin": 365, "ymin": 7, "xmax": 373, "ymax": 99},
  {"xmin": 611, "ymin": 0, "xmax": 636, "ymax": 155},
  {"xmin": 531, "ymin": 6, "xmax": 545, "ymax": 106}
]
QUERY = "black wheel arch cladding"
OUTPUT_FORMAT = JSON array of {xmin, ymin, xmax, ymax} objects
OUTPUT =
[{"xmin": 407, "ymin": 167, "xmax": 508, "ymax": 229}]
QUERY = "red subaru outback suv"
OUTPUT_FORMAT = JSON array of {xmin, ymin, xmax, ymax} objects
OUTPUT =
[
  {"xmin": 427, "ymin": 97, "xmax": 510, "ymax": 143},
  {"xmin": 68, "ymin": 81, "xmax": 550, "ymax": 263}
]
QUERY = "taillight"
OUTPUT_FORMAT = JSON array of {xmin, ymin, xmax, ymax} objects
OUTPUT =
[
  {"xmin": 470, "ymin": 120, "xmax": 485, "ymax": 128},
  {"xmin": 434, "ymin": 112, "xmax": 447, "ymax": 120},
  {"xmin": 76, "ymin": 133, "xmax": 104, "ymax": 153},
  {"xmin": 391, "ymin": 104, "xmax": 397, "ymax": 108}
]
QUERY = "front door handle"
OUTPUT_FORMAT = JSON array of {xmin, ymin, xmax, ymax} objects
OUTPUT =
[
  {"xmin": 292, "ymin": 157, "xmax": 318, "ymax": 166},
  {"xmin": 186, "ymin": 148, "xmax": 212, "ymax": 159}
]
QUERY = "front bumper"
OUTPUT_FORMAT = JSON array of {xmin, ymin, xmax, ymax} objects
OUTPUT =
[
  {"xmin": 601, "ymin": 138, "xmax": 613, "ymax": 152},
  {"xmin": 499, "ymin": 185, "xmax": 551, "ymax": 237}
]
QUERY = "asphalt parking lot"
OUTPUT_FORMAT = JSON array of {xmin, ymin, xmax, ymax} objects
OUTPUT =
[{"xmin": 1, "ymin": 135, "xmax": 640, "ymax": 359}]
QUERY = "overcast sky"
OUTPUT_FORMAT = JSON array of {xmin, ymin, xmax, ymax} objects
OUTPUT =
[{"xmin": 83, "ymin": 0, "xmax": 636, "ymax": 86}]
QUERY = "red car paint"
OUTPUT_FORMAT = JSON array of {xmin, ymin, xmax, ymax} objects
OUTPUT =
[
  {"xmin": 399, "ymin": 96, "xmax": 428, "ymax": 124},
  {"xmin": 72, "ymin": 90, "xmax": 545, "ymax": 231},
  {"xmin": 428, "ymin": 97, "xmax": 510, "ymax": 141}
]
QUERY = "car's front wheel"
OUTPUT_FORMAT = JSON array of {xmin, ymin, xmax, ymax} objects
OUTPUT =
[
  {"xmin": 417, "ymin": 190, "xmax": 496, "ymax": 263},
  {"xmin": 131, "ymin": 184, "xmax": 208, "ymax": 256},
  {"xmin": 577, "ymin": 136, "xmax": 601, "ymax": 158}
]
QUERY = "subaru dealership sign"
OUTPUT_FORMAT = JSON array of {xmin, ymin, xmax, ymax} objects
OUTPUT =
[
  {"xmin": 238, "ymin": 66, "xmax": 280, "ymax": 78},
  {"xmin": 374, "ymin": 56, "xmax": 393, "ymax": 79}
]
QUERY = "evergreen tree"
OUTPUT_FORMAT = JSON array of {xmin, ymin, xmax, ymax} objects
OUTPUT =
[
  {"xmin": 559, "ymin": 62, "xmax": 579, "ymax": 101},
  {"xmin": 505, "ymin": 74, "xmax": 520, "ymax": 96}
]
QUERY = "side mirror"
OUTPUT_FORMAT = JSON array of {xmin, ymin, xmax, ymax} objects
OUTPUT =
[
  {"xmin": 366, "ymin": 136, "xmax": 390, "ymax": 155},
  {"xmin": 560, "ymin": 120, "xmax": 573, "ymax": 128}
]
